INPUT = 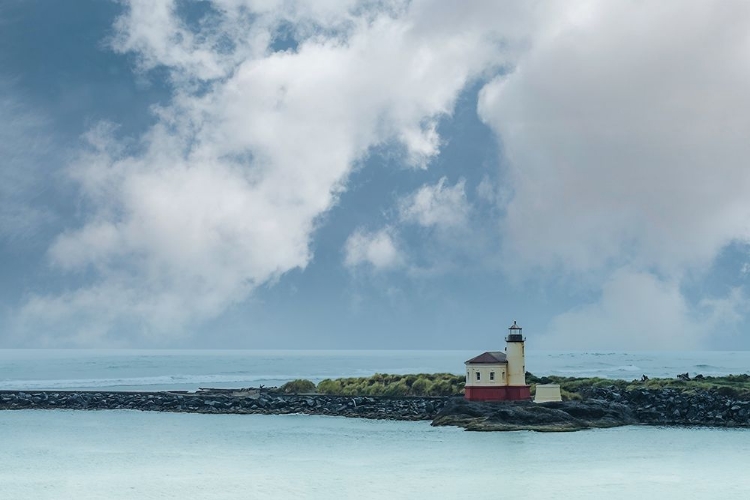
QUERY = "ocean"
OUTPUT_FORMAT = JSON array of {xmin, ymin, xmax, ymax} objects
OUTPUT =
[
  {"xmin": 1, "ymin": 350, "xmax": 749, "ymax": 499},
  {"xmin": 2, "ymin": 349, "xmax": 749, "ymax": 391}
]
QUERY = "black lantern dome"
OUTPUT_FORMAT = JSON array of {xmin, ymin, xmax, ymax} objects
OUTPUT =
[{"xmin": 506, "ymin": 320, "xmax": 524, "ymax": 342}]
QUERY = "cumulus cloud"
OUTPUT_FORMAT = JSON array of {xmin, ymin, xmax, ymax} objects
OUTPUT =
[
  {"xmin": 342, "ymin": 178, "xmax": 474, "ymax": 276},
  {"xmin": 477, "ymin": 0, "xmax": 750, "ymax": 346},
  {"xmin": 18, "ymin": 0, "xmax": 749, "ymax": 348},
  {"xmin": 541, "ymin": 269, "xmax": 747, "ymax": 350},
  {"xmin": 344, "ymin": 227, "xmax": 402, "ymax": 270},
  {"xmin": 399, "ymin": 177, "xmax": 470, "ymax": 228},
  {"xmin": 18, "ymin": 0, "xmax": 540, "ymax": 343},
  {"xmin": 540, "ymin": 270, "xmax": 710, "ymax": 349},
  {"xmin": 479, "ymin": 0, "xmax": 750, "ymax": 277}
]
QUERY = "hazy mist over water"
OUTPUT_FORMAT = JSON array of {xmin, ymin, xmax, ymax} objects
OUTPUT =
[{"xmin": 1, "ymin": 350, "xmax": 748, "ymax": 391}]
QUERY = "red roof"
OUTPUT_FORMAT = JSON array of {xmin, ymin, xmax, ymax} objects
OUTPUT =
[{"xmin": 465, "ymin": 351, "xmax": 507, "ymax": 364}]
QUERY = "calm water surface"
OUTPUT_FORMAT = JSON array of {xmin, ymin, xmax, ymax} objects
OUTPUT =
[
  {"xmin": 1, "ymin": 349, "xmax": 748, "ymax": 391},
  {"xmin": 2, "ymin": 350, "xmax": 749, "ymax": 499},
  {"xmin": 1, "ymin": 410, "xmax": 749, "ymax": 500}
]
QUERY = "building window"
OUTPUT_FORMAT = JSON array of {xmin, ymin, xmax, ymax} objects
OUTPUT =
[
  {"xmin": 502, "ymin": 372, "xmax": 506, "ymax": 381},
  {"xmin": 490, "ymin": 372, "xmax": 495, "ymax": 381},
  {"xmin": 476, "ymin": 372, "xmax": 481, "ymax": 381}
]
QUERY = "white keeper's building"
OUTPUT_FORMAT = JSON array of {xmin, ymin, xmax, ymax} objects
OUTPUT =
[{"xmin": 464, "ymin": 321, "xmax": 531, "ymax": 401}]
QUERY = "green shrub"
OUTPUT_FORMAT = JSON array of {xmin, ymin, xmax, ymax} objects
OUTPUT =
[
  {"xmin": 411, "ymin": 377, "xmax": 431, "ymax": 396},
  {"xmin": 316, "ymin": 379, "xmax": 342, "ymax": 394},
  {"xmin": 561, "ymin": 389, "xmax": 582, "ymax": 401},
  {"xmin": 429, "ymin": 380, "xmax": 453, "ymax": 396},
  {"xmin": 306, "ymin": 372, "xmax": 467, "ymax": 397},
  {"xmin": 309, "ymin": 371, "xmax": 750, "ymax": 399},
  {"xmin": 280, "ymin": 379, "xmax": 316, "ymax": 394},
  {"xmin": 383, "ymin": 381, "xmax": 409, "ymax": 397}
]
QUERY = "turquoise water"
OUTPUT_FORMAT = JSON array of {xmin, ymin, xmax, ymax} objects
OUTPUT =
[
  {"xmin": 1, "ymin": 410, "xmax": 748, "ymax": 499},
  {"xmin": 1, "ymin": 350, "xmax": 748, "ymax": 391},
  {"xmin": 2, "ymin": 350, "xmax": 749, "ymax": 499}
]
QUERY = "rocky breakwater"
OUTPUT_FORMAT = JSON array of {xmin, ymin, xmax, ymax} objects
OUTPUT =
[
  {"xmin": 0, "ymin": 390, "xmax": 447, "ymax": 421},
  {"xmin": 432, "ymin": 385, "xmax": 750, "ymax": 432},
  {"xmin": 582, "ymin": 386, "xmax": 750, "ymax": 428},
  {"xmin": 4, "ymin": 385, "xmax": 748, "ymax": 432},
  {"xmin": 432, "ymin": 398, "xmax": 637, "ymax": 432}
]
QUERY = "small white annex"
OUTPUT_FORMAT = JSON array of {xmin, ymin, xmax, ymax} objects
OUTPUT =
[{"xmin": 534, "ymin": 384, "xmax": 562, "ymax": 403}]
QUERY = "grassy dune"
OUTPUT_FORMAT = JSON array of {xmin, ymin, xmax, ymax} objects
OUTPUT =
[
  {"xmin": 279, "ymin": 372, "xmax": 750, "ymax": 400},
  {"xmin": 279, "ymin": 373, "xmax": 465, "ymax": 397}
]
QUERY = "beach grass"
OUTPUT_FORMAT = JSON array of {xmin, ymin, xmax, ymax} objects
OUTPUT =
[
  {"xmin": 279, "ymin": 373, "xmax": 465, "ymax": 397},
  {"xmin": 278, "ymin": 372, "xmax": 750, "ymax": 400}
]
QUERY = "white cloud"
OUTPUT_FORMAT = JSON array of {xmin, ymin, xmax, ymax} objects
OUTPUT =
[
  {"xmin": 19, "ymin": 1, "xmax": 541, "ymax": 343},
  {"xmin": 398, "ymin": 120, "xmax": 441, "ymax": 169},
  {"xmin": 342, "ymin": 178, "xmax": 476, "ymax": 277},
  {"xmin": 541, "ymin": 269, "xmax": 746, "ymax": 350},
  {"xmin": 475, "ymin": 175, "xmax": 497, "ymax": 205},
  {"xmin": 546, "ymin": 270, "xmax": 698, "ymax": 350},
  {"xmin": 476, "ymin": 1, "xmax": 750, "ymax": 345},
  {"xmin": 344, "ymin": 227, "xmax": 402, "ymax": 270},
  {"xmin": 479, "ymin": 1, "xmax": 750, "ymax": 277},
  {"xmin": 399, "ymin": 177, "xmax": 470, "ymax": 228},
  {"xmin": 21, "ymin": 0, "xmax": 749, "ymax": 348}
]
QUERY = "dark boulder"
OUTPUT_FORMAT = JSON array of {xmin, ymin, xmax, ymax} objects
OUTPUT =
[{"xmin": 432, "ymin": 398, "xmax": 637, "ymax": 432}]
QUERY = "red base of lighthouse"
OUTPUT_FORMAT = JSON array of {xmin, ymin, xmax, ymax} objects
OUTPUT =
[{"xmin": 464, "ymin": 385, "xmax": 531, "ymax": 402}]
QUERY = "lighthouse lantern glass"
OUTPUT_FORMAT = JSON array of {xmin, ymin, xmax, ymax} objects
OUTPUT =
[{"xmin": 507, "ymin": 321, "xmax": 523, "ymax": 341}]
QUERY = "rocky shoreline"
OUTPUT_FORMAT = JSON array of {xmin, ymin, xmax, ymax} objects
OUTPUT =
[
  {"xmin": 0, "ymin": 389, "xmax": 446, "ymax": 421},
  {"xmin": 432, "ymin": 398, "xmax": 638, "ymax": 432},
  {"xmin": 433, "ymin": 385, "xmax": 750, "ymax": 431},
  {"xmin": 582, "ymin": 385, "xmax": 750, "ymax": 427},
  {"xmin": 1, "ymin": 385, "xmax": 749, "ymax": 432}
]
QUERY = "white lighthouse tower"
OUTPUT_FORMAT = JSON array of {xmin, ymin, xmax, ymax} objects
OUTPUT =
[
  {"xmin": 464, "ymin": 320, "xmax": 531, "ymax": 401},
  {"xmin": 505, "ymin": 320, "xmax": 526, "ymax": 387}
]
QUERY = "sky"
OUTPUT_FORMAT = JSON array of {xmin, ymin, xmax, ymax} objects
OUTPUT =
[{"xmin": 2, "ymin": 0, "xmax": 750, "ymax": 350}]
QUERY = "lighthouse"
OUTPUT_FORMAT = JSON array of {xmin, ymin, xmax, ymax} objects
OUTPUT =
[
  {"xmin": 505, "ymin": 320, "xmax": 526, "ymax": 387},
  {"xmin": 463, "ymin": 320, "xmax": 532, "ymax": 401}
]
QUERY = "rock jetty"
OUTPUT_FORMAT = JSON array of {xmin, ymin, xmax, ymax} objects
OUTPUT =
[
  {"xmin": 2, "ymin": 383, "xmax": 749, "ymax": 432},
  {"xmin": 581, "ymin": 385, "xmax": 750, "ymax": 427},
  {"xmin": 432, "ymin": 385, "xmax": 750, "ymax": 431},
  {"xmin": 0, "ymin": 390, "xmax": 446, "ymax": 421}
]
